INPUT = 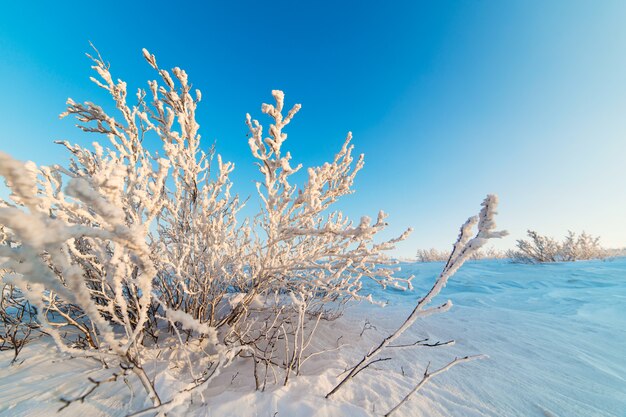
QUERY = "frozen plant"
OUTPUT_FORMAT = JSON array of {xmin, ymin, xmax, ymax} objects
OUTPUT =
[
  {"xmin": 508, "ymin": 230, "xmax": 607, "ymax": 263},
  {"xmin": 327, "ymin": 195, "xmax": 508, "ymax": 417},
  {"xmin": 416, "ymin": 246, "xmax": 505, "ymax": 262},
  {"xmin": 415, "ymin": 248, "xmax": 450, "ymax": 262},
  {"xmin": 605, "ymin": 247, "xmax": 626, "ymax": 258},
  {"xmin": 231, "ymin": 90, "xmax": 413, "ymax": 388},
  {"xmin": 0, "ymin": 45, "xmax": 511, "ymax": 415},
  {"xmin": 507, "ymin": 230, "xmax": 561, "ymax": 263},
  {"xmin": 0, "ymin": 47, "xmax": 417, "ymax": 413},
  {"xmin": 561, "ymin": 231, "xmax": 606, "ymax": 261},
  {"xmin": 0, "ymin": 48, "xmax": 248, "ymax": 412}
]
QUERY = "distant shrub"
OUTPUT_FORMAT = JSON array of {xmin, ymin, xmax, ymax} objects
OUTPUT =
[
  {"xmin": 416, "ymin": 246, "xmax": 505, "ymax": 263},
  {"xmin": 415, "ymin": 248, "xmax": 450, "ymax": 262},
  {"xmin": 507, "ymin": 230, "xmax": 608, "ymax": 263},
  {"xmin": 605, "ymin": 247, "xmax": 626, "ymax": 258}
]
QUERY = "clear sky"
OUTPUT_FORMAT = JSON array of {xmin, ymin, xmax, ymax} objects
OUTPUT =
[{"xmin": 1, "ymin": 0, "xmax": 625, "ymax": 257}]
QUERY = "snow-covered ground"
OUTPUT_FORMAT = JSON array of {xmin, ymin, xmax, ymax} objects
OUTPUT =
[{"xmin": 1, "ymin": 258, "xmax": 625, "ymax": 417}]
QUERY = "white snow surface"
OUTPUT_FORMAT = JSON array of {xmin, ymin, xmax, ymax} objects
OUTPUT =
[{"xmin": 1, "ymin": 258, "xmax": 625, "ymax": 417}]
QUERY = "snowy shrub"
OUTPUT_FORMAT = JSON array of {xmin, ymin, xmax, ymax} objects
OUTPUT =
[
  {"xmin": 0, "ymin": 279, "xmax": 38, "ymax": 363},
  {"xmin": 415, "ymin": 248, "xmax": 450, "ymax": 262},
  {"xmin": 473, "ymin": 246, "xmax": 506, "ymax": 260},
  {"xmin": 561, "ymin": 231, "xmax": 607, "ymax": 261},
  {"xmin": 0, "ymin": 48, "xmax": 507, "ymax": 415},
  {"xmin": 508, "ymin": 230, "xmax": 608, "ymax": 263},
  {"xmin": 416, "ymin": 246, "xmax": 504, "ymax": 262},
  {"xmin": 605, "ymin": 247, "xmax": 626, "ymax": 258},
  {"xmin": 0, "ymin": 48, "xmax": 416, "ymax": 412},
  {"xmin": 507, "ymin": 230, "xmax": 561, "ymax": 263}
]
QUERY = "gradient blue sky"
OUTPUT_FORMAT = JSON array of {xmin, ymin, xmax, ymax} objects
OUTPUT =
[{"xmin": 1, "ymin": 1, "xmax": 625, "ymax": 257}]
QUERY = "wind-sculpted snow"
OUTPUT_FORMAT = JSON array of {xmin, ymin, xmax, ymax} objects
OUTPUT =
[
  {"xmin": 2, "ymin": 259, "xmax": 622, "ymax": 416},
  {"xmin": 359, "ymin": 258, "xmax": 626, "ymax": 417},
  {"xmin": 0, "ymin": 48, "xmax": 617, "ymax": 416}
]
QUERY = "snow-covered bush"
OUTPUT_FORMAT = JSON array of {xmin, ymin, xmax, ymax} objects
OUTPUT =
[
  {"xmin": 0, "ymin": 278, "xmax": 38, "ymax": 363},
  {"xmin": 415, "ymin": 248, "xmax": 450, "ymax": 262},
  {"xmin": 561, "ymin": 231, "xmax": 607, "ymax": 261},
  {"xmin": 0, "ymin": 48, "xmax": 508, "ymax": 414},
  {"xmin": 416, "ymin": 246, "xmax": 505, "ymax": 262},
  {"xmin": 0, "ymin": 48, "xmax": 417, "ymax": 412},
  {"xmin": 508, "ymin": 230, "xmax": 608, "ymax": 263},
  {"xmin": 605, "ymin": 247, "xmax": 626, "ymax": 258}
]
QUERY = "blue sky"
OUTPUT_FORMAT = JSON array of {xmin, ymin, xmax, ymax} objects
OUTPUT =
[{"xmin": 1, "ymin": 1, "xmax": 625, "ymax": 257}]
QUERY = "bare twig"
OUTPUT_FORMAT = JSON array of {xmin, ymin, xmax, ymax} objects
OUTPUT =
[
  {"xmin": 384, "ymin": 355, "xmax": 486, "ymax": 416},
  {"xmin": 326, "ymin": 195, "xmax": 506, "ymax": 399},
  {"xmin": 387, "ymin": 338, "xmax": 454, "ymax": 349},
  {"xmin": 58, "ymin": 371, "xmax": 127, "ymax": 412}
]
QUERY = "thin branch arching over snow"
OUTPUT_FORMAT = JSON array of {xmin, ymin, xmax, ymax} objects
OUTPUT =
[{"xmin": 326, "ymin": 195, "xmax": 507, "ymax": 398}]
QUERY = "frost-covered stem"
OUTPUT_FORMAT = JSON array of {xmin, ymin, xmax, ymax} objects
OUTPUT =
[
  {"xmin": 128, "ymin": 357, "xmax": 162, "ymax": 408},
  {"xmin": 47, "ymin": 302, "xmax": 97, "ymax": 348},
  {"xmin": 326, "ymin": 195, "xmax": 506, "ymax": 398},
  {"xmin": 128, "ymin": 346, "xmax": 247, "ymax": 417},
  {"xmin": 384, "ymin": 354, "xmax": 486, "ymax": 416},
  {"xmin": 297, "ymin": 311, "xmax": 323, "ymax": 372}
]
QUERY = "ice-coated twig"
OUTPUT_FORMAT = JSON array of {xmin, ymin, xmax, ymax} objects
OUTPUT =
[{"xmin": 326, "ymin": 195, "xmax": 507, "ymax": 398}]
